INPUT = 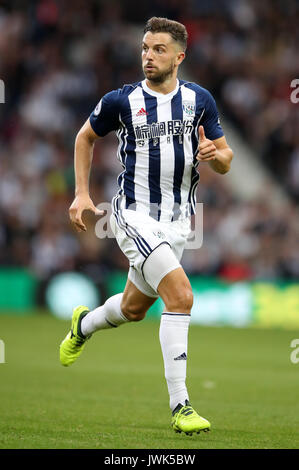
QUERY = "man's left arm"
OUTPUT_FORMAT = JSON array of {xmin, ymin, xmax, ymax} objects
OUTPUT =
[{"xmin": 196, "ymin": 125, "xmax": 233, "ymax": 174}]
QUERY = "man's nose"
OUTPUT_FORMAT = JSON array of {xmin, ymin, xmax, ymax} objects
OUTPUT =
[{"xmin": 145, "ymin": 48, "xmax": 154, "ymax": 60}]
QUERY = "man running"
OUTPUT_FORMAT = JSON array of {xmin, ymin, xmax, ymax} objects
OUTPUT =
[{"xmin": 60, "ymin": 16, "xmax": 233, "ymax": 436}]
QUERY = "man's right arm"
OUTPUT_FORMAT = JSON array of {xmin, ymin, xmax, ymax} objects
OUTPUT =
[{"xmin": 69, "ymin": 119, "xmax": 104, "ymax": 232}]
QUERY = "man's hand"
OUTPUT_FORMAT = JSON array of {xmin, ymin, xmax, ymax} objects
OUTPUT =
[
  {"xmin": 196, "ymin": 126, "xmax": 217, "ymax": 162},
  {"xmin": 69, "ymin": 194, "xmax": 104, "ymax": 232},
  {"xmin": 195, "ymin": 125, "xmax": 233, "ymax": 174}
]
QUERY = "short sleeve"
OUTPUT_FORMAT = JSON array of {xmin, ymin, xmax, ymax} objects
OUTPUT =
[
  {"xmin": 89, "ymin": 90, "xmax": 120, "ymax": 137},
  {"xmin": 201, "ymin": 90, "xmax": 224, "ymax": 141}
]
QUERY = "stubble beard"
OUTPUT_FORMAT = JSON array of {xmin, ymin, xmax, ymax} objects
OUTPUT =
[{"xmin": 144, "ymin": 61, "xmax": 176, "ymax": 84}]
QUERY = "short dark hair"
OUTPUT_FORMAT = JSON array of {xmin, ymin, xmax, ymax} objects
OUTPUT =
[{"xmin": 144, "ymin": 17, "xmax": 188, "ymax": 51}]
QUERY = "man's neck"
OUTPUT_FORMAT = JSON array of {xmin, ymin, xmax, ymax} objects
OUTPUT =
[{"xmin": 145, "ymin": 76, "xmax": 178, "ymax": 95}]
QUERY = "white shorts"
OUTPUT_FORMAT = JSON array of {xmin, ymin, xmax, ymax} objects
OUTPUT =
[{"xmin": 110, "ymin": 209, "xmax": 191, "ymax": 298}]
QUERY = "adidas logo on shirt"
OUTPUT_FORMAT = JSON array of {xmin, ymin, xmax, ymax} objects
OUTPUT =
[{"xmin": 136, "ymin": 107, "xmax": 148, "ymax": 116}]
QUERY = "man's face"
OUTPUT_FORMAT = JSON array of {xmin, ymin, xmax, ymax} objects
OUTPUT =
[{"xmin": 142, "ymin": 32, "xmax": 184, "ymax": 84}]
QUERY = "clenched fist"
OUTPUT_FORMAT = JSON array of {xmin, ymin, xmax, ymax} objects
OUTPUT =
[{"xmin": 196, "ymin": 126, "xmax": 217, "ymax": 162}]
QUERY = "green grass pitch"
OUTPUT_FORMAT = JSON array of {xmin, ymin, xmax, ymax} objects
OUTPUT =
[{"xmin": 0, "ymin": 313, "xmax": 299, "ymax": 449}]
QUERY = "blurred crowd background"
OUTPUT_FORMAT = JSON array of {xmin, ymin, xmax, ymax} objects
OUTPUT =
[{"xmin": 0, "ymin": 0, "xmax": 298, "ymax": 304}]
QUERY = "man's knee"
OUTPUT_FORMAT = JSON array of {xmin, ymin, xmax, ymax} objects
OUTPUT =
[
  {"xmin": 157, "ymin": 268, "xmax": 194, "ymax": 313},
  {"xmin": 164, "ymin": 287, "xmax": 193, "ymax": 313},
  {"xmin": 120, "ymin": 301, "xmax": 147, "ymax": 322}
]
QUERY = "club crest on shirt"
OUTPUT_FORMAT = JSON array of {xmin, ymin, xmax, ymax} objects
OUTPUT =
[{"xmin": 182, "ymin": 101, "xmax": 195, "ymax": 116}]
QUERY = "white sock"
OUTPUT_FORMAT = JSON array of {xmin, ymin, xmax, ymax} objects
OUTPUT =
[
  {"xmin": 80, "ymin": 293, "xmax": 128, "ymax": 336},
  {"xmin": 159, "ymin": 312, "xmax": 191, "ymax": 411}
]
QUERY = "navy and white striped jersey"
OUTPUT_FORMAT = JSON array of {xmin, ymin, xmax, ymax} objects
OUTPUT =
[{"xmin": 89, "ymin": 79, "xmax": 224, "ymax": 222}]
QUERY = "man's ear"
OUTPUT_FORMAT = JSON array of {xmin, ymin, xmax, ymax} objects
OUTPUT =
[{"xmin": 176, "ymin": 51, "xmax": 185, "ymax": 65}]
